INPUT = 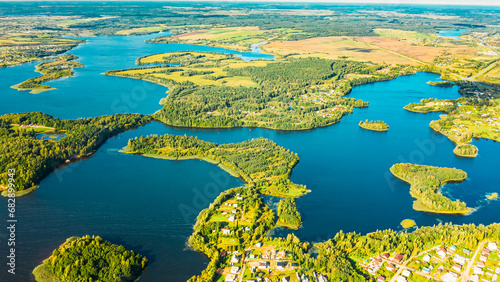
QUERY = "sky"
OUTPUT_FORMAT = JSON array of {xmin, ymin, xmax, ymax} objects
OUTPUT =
[{"xmin": 1, "ymin": 0, "xmax": 499, "ymax": 5}]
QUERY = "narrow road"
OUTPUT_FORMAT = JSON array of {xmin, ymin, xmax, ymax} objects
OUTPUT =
[
  {"xmin": 460, "ymin": 241, "xmax": 487, "ymax": 282},
  {"xmin": 468, "ymin": 62, "xmax": 497, "ymax": 80}
]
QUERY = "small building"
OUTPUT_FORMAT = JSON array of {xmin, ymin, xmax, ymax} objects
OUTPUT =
[
  {"xmin": 381, "ymin": 253, "xmax": 390, "ymax": 260},
  {"xmin": 470, "ymin": 274, "xmax": 480, "ymax": 282},
  {"xmin": 318, "ymin": 274, "xmax": 328, "ymax": 282},
  {"xmin": 233, "ymin": 204, "xmax": 238, "ymax": 208},
  {"xmin": 396, "ymin": 276, "xmax": 407, "ymax": 282},
  {"xmin": 422, "ymin": 267, "xmax": 431, "ymax": 274},
  {"xmin": 259, "ymin": 261, "xmax": 270, "ymax": 269},
  {"xmin": 452, "ymin": 263, "xmax": 462, "ymax": 272},
  {"xmin": 438, "ymin": 248, "xmax": 447, "ymax": 258},
  {"xmin": 231, "ymin": 254, "xmax": 240, "ymax": 264},
  {"xmin": 291, "ymin": 262, "xmax": 299, "ymax": 268},
  {"xmin": 256, "ymin": 242, "xmax": 263, "ymax": 248},
  {"xmin": 401, "ymin": 269, "xmax": 411, "ymax": 278},
  {"xmin": 386, "ymin": 263, "xmax": 396, "ymax": 272},
  {"xmin": 454, "ymin": 254, "xmax": 467, "ymax": 265},
  {"xmin": 377, "ymin": 276, "xmax": 385, "ymax": 282},
  {"xmin": 228, "ymin": 214, "xmax": 236, "ymax": 222},
  {"xmin": 225, "ymin": 274, "xmax": 237, "ymax": 282},
  {"xmin": 422, "ymin": 254, "xmax": 431, "ymax": 263},
  {"xmin": 474, "ymin": 266, "xmax": 484, "ymax": 275},
  {"xmin": 277, "ymin": 251, "xmax": 287, "ymax": 259},
  {"xmin": 230, "ymin": 266, "xmax": 240, "ymax": 274},
  {"xmin": 450, "ymin": 245, "xmax": 457, "ymax": 252},
  {"xmin": 480, "ymin": 255, "xmax": 488, "ymax": 262},
  {"xmin": 442, "ymin": 272, "xmax": 458, "ymax": 282},
  {"xmin": 488, "ymin": 242, "xmax": 497, "ymax": 250},
  {"xmin": 483, "ymin": 248, "xmax": 491, "ymax": 256},
  {"xmin": 393, "ymin": 253, "xmax": 404, "ymax": 264},
  {"xmin": 477, "ymin": 261, "xmax": 485, "ymax": 268},
  {"xmin": 463, "ymin": 248, "xmax": 472, "ymax": 255},
  {"xmin": 281, "ymin": 277, "xmax": 290, "ymax": 282},
  {"xmin": 277, "ymin": 261, "xmax": 287, "ymax": 270},
  {"xmin": 222, "ymin": 228, "xmax": 231, "ymax": 235},
  {"xmin": 495, "ymin": 267, "xmax": 500, "ymax": 274}
]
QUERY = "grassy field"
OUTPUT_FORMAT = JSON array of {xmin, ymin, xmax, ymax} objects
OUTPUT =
[
  {"xmin": 115, "ymin": 25, "xmax": 167, "ymax": 36},
  {"xmin": 262, "ymin": 36, "xmax": 418, "ymax": 64},
  {"xmin": 373, "ymin": 28, "xmax": 434, "ymax": 39}
]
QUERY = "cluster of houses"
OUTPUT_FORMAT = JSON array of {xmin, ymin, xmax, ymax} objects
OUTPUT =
[
  {"xmin": 470, "ymin": 242, "xmax": 499, "ymax": 282},
  {"xmin": 365, "ymin": 252, "xmax": 405, "ymax": 281}
]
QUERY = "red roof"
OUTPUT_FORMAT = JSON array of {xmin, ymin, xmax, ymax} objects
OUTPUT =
[{"xmin": 393, "ymin": 254, "xmax": 404, "ymax": 263}]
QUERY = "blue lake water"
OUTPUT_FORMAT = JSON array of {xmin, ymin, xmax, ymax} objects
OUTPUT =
[
  {"xmin": 1, "ymin": 33, "xmax": 499, "ymax": 282},
  {"xmin": 436, "ymin": 30, "xmax": 466, "ymax": 39}
]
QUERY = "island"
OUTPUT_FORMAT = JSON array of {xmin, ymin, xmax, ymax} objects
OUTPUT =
[
  {"xmin": 276, "ymin": 198, "xmax": 302, "ymax": 230},
  {"xmin": 0, "ymin": 112, "xmax": 151, "ymax": 196},
  {"xmin": 124, "ymin": 134, "xmax": 308, "ymax": 197},
  {"xmin": 487, "ymin": 192, "xmax": 498, "ymax": 200},
  {"xmin": 390, "ymin": 163, "xmax": 470, "ymax": 215},
  {"xmin": 105, "ymin": 51, "xmax": 416, "ymax": 131},
  {"xmin": 32, "ymin": 235, "xmax": 147, "ymax": 282},
  {"xmin": 427, "ymin": 80, "xmax": 455, "ymax": 87},
  {"xmin": 404, "ymin": 97, "xmax": 499, "ymax": 158},
  {"xmin": 453, "ymin": 144, "xmax": 479, "ymax": 158},
  {"xmin": 359, "ymin": 120, "xmax": 389, "ymax": 131},
  {"xmin": 400, "ymin": 219, "xmax": 416, "ymax": 229},
  {"xmin": 11, "ymin": 54, "xmax": 84, "ymax": 94}
]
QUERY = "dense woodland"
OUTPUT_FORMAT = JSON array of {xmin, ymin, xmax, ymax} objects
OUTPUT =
[
  {"xmin": 277, "ymin": 198, "xmax": 302, "ymax": 230},
  {"xmin": 390, "ymin": 163, "xmax": 469, "ymax": 213},
  {"xmin": 127, "ymin": 134, "xmax": 307, "ymax": 197},
  {"xmin": 146, "ymin": 57, "xmax": 400, "ymax": 130},
  {"xmin": 358, "ymin": 120, "xmax": 389, "ymax": 131},
  {"xmin": 0, "ymin": 113, "xmax": 151, "ymax": 191},
  {"xmin": 454, "ymin": 144, "xmax": 479, "ymax": 157},
  {"xmin": 33, "ymin": 235, "xmax": 147, "ymax": 282}
]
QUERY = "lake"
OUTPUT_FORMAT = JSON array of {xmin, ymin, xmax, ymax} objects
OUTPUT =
[
  {"xmin": 1, "ymin": 33, "xmax": 499, "ymax": 282},
  {"xmin": 436, "ymin": 30, "xmax": 466, "ymax": 39}
]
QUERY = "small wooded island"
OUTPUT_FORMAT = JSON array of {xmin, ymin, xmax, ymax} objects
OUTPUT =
[
  {"xmin": 359, "ymin": 120, "xmax": 389, "ymax": 131},
  {"xmin": 32, "ymin": 235, "xmax": 147, "ymax": 282},
  {"xmin": 453, "ymin": 143, "xmax": 479, "ymax": 158},
  {"xmin": 427, "ymin": 80, "xmax": 455, "ymax": 87},
  {"xmin": 390, "ymin": 163, "xmax": 470, "ymax": 214},
  {"xmin": 125, "ymin": 134, "xmax": 308, "ymax": 197},
  {"xmin": 11, "ymin": 54, "xmax": 84, "ymax": 94}
]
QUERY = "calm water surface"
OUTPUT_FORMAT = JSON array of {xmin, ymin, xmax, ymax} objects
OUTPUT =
[
  {"xmin": 0, "ymin": 33, "xmax": 499, "ymax": 282},
  {"xmin": 436, "ymin": 30, "xmax": 467, "ymax": 39}
]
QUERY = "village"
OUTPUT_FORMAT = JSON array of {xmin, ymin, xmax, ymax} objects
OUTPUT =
[{"xmin": 361, "ymin": 241, "xmax": 499, "ymax": 282}]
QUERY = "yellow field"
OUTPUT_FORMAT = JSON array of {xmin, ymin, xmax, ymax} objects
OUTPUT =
[
  {"xmin": 477, "ymin": 63, "xmax": 500, "ymax": 84},
  {"xmin": 262, "ymin": 36, "xmax": 417, "ymax": 64}
]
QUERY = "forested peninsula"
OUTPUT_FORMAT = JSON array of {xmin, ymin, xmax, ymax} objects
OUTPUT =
[
  {"xmin": 0, "ymin": 112, "xmax": 151, "ymax": 196},
  {"xmin": 106, "ymin": 52, "xmax": 415, "ymax": 130},
  {"xmin": 390, "ymin": 163, "xmax": 470, "ymax": 214},
  {"xmin": 125, "ymin": 134, "xmax": 307, "ymax": 197}
]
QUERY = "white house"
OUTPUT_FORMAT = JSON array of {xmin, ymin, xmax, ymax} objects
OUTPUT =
[{"xmin": 422, "ymin": 254, "xmax": 431, "ymax": 263}]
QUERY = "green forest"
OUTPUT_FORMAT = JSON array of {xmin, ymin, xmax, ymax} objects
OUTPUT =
[
  {"xmin": 126, "ymin": 134, "xmax": 307, "ymax": 197},
  {"xmin": 0, "ymin": 112, "xmax": 151, "ymax": 193},
  {"xmin": 277, "ymin": 198, "xmax": 302, "ymax": 230},
  {"xmin": 454, "ymin": 144, "xmax": 479, "ymax": 157},
  {"xmin": 390, "ymin": 163, "xmax": 470, "ymax": 214},
  {"xmin": 32, "ymin": 235, "xmax": 147, "ymax": 282},
  {"xmin": 109, "ymin": 54, "xmax": 409, "ymax": 130}
]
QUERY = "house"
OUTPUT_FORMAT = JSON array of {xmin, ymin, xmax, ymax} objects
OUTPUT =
[
  {"xmin": 277, "ymin": 261, "xmax": 287, "ymax": 270},
  {"xmin": 318, "ymin": 274, "xmax": 328, "ymax": 282},
  {"xmin": 470, "ymin": 274, "xmax": 480, "ymax": 282},
  {"xmin": 423, "ymin": 254, "xmax": 431, "ymax": 263},
  {"xmin": 452, "ymin": 264, "xmax": 462, "ymax": 272},
  {"xmin": 402, "ymin": 269, "xmax": 411, "ymax": 278},
  {"xmin": 492, "ymin": 274, "xmax": 498, "ymax": 282},
  {"xmin": 480, "ymin": 255, "xmax": 488, "ymax": 262},
  {"xmin": 222, "ymin": 228, "xmax": 231, "ymax": 235},
  {"xmin": 237, "ymin": 196, "xmax": 243, "ymax": 200},
  {"xmin": 291, "ymin": 262, "xmax": 299, "ymax": 268},
  {"xmin": 381, "ymin": 253, "xmax": 390, "ymax": 260},
  {"xmin": 225, "ymin": 274, "xmax": 237, "ymax": 282},
  {"xmin": 463, "ymin": 248, "xmax": 472, "ymax": 255},
  {"xmin": 259, "ymin": 261, "xmax": 270, "ymax": 269},
  {"xmin": 386, "ymin": 263, "xmax": 396, "ymax": 272},
  {"xmin": 230, "ymin": 266, "xmax": 240, "ymax": 274},
  {"xmin": 377, "ymin": 276, "xmax": 385, "ymax": 282},
  {"xmin": 396, "ymin": 276, "xmax": 407, "ymax": 282},
  {"xmin": 474, "ymin": 266, "xmax": 484, "ymax": 275},
  {"xmin": 442, "ymin": 272, "xmax": 458, "ymax": 282},
  {"xmin": 231, "ymin": 209, "xmax": 237, "ymax": 214},
  {"xmin": 228, "ymin": 215, "xmax": 236, "ymax": 222},
  {"xmin": 281, "ymin": 276, "xmax": 290, "ymax": 282},
  {"xmin": 450, "ymin": 245, "xmax": 457, "ymax": 252},
  {"xmin": 488, "ymin": 242, "xmax": 497, "ymax": 250},
  {"xmin": 256, "ymin": 242, "xmax": 263, "ymax": 248},
  {"xmin": 277, "ymin": 251, "xmax": 287, "ymax": 259},
  {"xmin": 231, "ymin": 254, "xmax": 240, "ymax": 264},
  {"xmin": 495, "ymin": 267, "xmax": 500, "ymax": 274},
  {"xmin": 233, "ymin": 204, "xmax": 238, "ymax": 208},
  {"xmin": 422, "ymin": 267, "xmax": 430, "ymax": 274},
  {"xmin": 438, "ymin": 248, "xmax": 447, "ymax": 258},
  {"xmin": 393, "ymin": 254, "xmax": 404, "ymax": 264},
  {"xmin": 454, "ymin": 254, "xmax": 467, "ymax": 265},
  {"xmin": 483, "ymin": 248, "xmax": 491, "ymax": 256}
]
